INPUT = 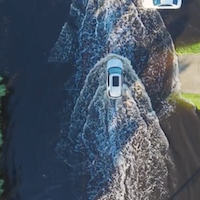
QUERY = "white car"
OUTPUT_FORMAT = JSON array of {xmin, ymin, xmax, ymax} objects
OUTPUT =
[
  {"xmin": 106, "ymin": 58, "xmax": 123, "ymax": 99},
  {"xmin": 143, "ymin": 0, "xmax": 182, "ymax": 9}
]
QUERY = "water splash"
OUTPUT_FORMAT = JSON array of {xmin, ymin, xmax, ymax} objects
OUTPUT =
[
  {"xmin": 48, "ymin": 0, "xmax": 180, "ymax": 107},
  {"xmin": 48, "ymin": 0, "xmax": 180, "ymax": 199},
  {"xmin": 56, "ymin": 54, "xmax": 176, "ymax": 200}
]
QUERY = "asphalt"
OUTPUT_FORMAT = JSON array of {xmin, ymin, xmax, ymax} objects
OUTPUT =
[{"xmin": 178, "ymin": 54, "xmax": 200, "ymax": 94}]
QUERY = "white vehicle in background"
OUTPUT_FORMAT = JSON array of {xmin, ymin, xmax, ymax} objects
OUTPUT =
[
  {"xmin": 106, "ymin": 58, "xmax": 123, "ymax": 99},
  {"xmin": 143, "ymin": 0, "xmax": 182, "ymax": 9}
]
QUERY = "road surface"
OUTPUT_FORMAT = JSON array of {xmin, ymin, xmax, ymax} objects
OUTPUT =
[{"xmin": 178, "ymin": 54, "xmax": 200, "ymax": 94}]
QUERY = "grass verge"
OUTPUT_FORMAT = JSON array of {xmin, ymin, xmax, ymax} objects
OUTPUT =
[
  {"xmin": 176, "ymin": 42, "xmax": 200, "ymax": 55},
  {"xmin": 181, "ymin": 93, "xmax": 200, "ymax": 110},
  {"xmin": 167, "ymin": 93, "xmax": 200, "ymax": 111},
  {"xmin": 0, "ymin": 76, "xmax": 6, "ymax": 197}
]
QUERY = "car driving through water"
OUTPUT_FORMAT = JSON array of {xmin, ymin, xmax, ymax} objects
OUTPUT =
[
  {"xmin": 106, "ymin": 58, "xmax": 123, "ymax": 99},
  {"xmin": 143, "ymin": 0, "xmax": 182, "ymax": 9}
]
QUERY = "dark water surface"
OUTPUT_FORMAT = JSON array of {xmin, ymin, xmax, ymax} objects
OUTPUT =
[
  {"xmin": 159, "ymin": 0, "xmax": 200, "ymax": 46},
  {"xmin": 161, "ymin": 104, "xmax": 200, "ymax": 200},
  {"xmin": 0, "ymin": 0, "xmax": 82, "ymax": 199},
  {"xmin": 0, "ymin": 0, "xmax": 200, "ymax": 200}
]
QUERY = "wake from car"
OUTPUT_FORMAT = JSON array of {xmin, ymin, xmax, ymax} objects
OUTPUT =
[
  {"xmin": 48, "ymin": 0, "xmax": 180, "ymax": 199},
  {"xmin": 56, "ymin": 54, "xmax": 175, "ymax": 200}
]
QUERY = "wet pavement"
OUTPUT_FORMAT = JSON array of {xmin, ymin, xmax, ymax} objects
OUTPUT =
[{"xmin": 179, "ymin": 54, "xmax": 200, "ymax": 93}]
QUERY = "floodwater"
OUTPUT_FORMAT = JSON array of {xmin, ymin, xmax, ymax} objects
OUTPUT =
[
  {"xmin": 161, "ymin": 102, "xmax": 200, "ymax": 200},
  {"xmin": 159, "ymin": 0, "xmax": 200, "ymax": 46},
  {"xmin": 0, "ymin": 0, "xmax": 200, "ymax": 200}
]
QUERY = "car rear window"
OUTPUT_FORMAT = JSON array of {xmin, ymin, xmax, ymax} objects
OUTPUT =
[{"xmin": 113, "ymin": 76, "xmax": 119, "ymax": 86}]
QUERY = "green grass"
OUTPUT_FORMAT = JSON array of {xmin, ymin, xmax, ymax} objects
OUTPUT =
[
  {"xmin": 0, "ymin": 76, "xmax": 6, "ymax": 197},
  {"xmin": 167, "ymin": 93, "xmax": 200, "ymax": 111},
  {"xmin": 176, "ymin": 42, "xmax": 200, "ymax": 55},
  {"xmin": 181, "ymin": 93, "xmax": 200, "ymax": 110}
]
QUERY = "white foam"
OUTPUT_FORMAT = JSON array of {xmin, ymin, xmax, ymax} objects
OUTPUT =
[
  {"xmin": 59, "ymin": 54, "xmax": 175, "ymax": 200},
  {"xmin": 53, "ymin": 0, "xmax": 180, "ymax": 198}
]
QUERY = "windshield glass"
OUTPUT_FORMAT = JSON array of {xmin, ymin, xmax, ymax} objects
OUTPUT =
[{"xmin": 108, "ymin": 67, "xmax": 122, "ymax": 74}]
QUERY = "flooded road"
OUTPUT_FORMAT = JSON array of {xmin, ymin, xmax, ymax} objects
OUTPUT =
[
  {"xmin": 1, "ymin": 63, "xmax": 77, "ymax": 199},
  {"xmin": 160, "ymin": 103, "xmax": 200, "ymax": 200},
  {"xmin": 0, "ymin": 0, "xmax": 200, "ymax": 200},
  {"xmin": 0, "ymin": 0, "xmax": 82, "ymax": 199}
]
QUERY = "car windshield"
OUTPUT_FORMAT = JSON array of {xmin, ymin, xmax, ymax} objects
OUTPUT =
[
  {"xmin": 153, "ymin": 0, "xmax": 161, "ymax": 5},
  {"xmin": 108, "ymin": 67, "xmax": 122, "ymax": 74},
  {"xmin": 113, "ymin": 76, "xmax": 119, "ymax": 86}
]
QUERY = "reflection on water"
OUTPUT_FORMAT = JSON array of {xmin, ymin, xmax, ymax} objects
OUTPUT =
[{"xmin": 161, "ymin": 103, "xmax": 200, "ymax": 200}]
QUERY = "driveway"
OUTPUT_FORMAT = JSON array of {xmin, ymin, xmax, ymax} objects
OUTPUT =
[{"xmin": 178, "ymin": 54, "xmax": 200, "ymax": 94}]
